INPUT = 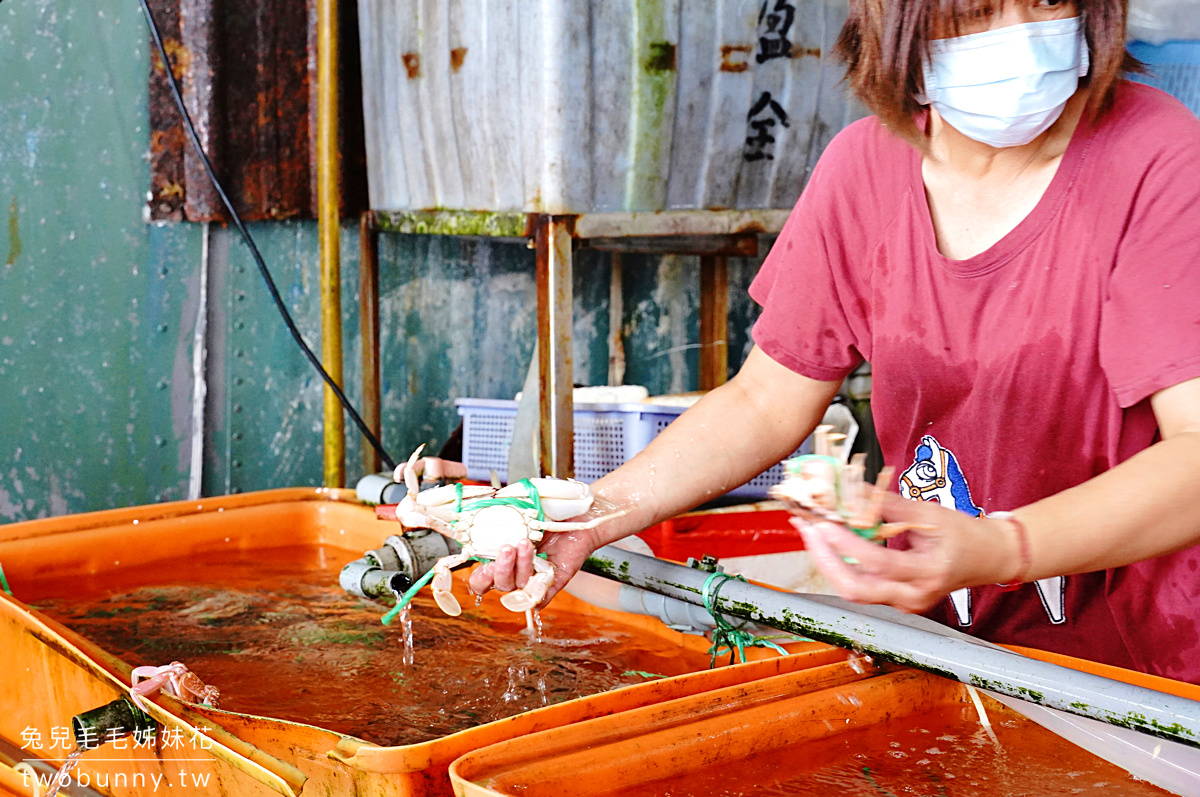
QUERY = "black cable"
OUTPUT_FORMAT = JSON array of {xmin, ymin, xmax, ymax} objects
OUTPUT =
[{"xmin": 138, "ymin": 0, "xmax": 397, "ymax": 473}]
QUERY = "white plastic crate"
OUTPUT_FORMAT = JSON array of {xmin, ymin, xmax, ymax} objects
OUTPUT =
[{"xmin": 456, "ymin": 398, "xmax": 811, "ymax": 499}]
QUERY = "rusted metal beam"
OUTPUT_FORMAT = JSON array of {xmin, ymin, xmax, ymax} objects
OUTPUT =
[
  {"xmin": 147, "ymin": 0, "xmax": 366, "ymax": 222},
  {"xmin": 574, "ymin": 210, "xmax": 790, "ymax": 240},
  {"xmin": 583, "ymin": 234, "xmax": 757, "ymax": 256},
  {"xmin": 608, "ymin": 253, "xmax": 625, "ymax": 387},
  {"xmin": 359, "ymin": 212, "xmax": 382, "ymax": 476},
  {"xmin": 534, "ymin": 215, "xmax": 576, "ymax": 480},
  {"xmin": 146, "ymin": 0, "xmax": 186, "ymax": 221},
  {"xmin": 178, "ymin": 0, "xmax": 221, "ymax": 219},
  {"xmin": 699, "ymin": 255, "xmax": 729, "ymax": 391}
]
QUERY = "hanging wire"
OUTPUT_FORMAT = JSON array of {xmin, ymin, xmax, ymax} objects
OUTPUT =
[{"xmin": 138, "ymin": 0, "xmax": 397, "ymax": 472}]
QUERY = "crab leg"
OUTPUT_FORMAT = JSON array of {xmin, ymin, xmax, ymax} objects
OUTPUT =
[
  {"xmin": 527, "ymin": 510, "xmax": 627, "ymax": 533},
  {"xmin": 501, "ymin": 555, "xmax": 555, "ymax": 612},
  {"xmin": 394, "ymin": 445, "xmax": 425, "ymax": 495},
  {"xmin": 430, "ymin": 552, "xmax": 474, "ymax": 616},
  {"xmin": 398, "ymin": 509, "xmax": 460, "ymax": 538}
]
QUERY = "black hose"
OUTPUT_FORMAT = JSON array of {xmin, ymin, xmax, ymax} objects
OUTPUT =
[{"xmin": 138, "ymin": 0, "xmax": 397, "ymax": 472}]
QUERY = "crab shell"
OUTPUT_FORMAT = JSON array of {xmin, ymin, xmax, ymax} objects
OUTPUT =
[
  {"xmin": 408, "ymin": 479, "xmax": 590, "ymax": 521},
  {"xmin": 770, "ymin": 459, "xmax": 840, "ymax": 514}
]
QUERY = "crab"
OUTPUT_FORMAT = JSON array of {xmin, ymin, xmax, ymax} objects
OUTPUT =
[
  {"xmin": 392, "ymin": 446, "xmax": 616, "ymax": 615},
  {"xmin": 770, "ymin": 425, "xmax": 926, "ymax": 540},
  {"xmin": 130, "ymin": 661, "xmax": 220, "ymax": 712}
]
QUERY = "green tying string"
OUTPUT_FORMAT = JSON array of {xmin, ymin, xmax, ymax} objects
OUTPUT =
[
  {"xmin": 0, "ymin": 562, "xmax": 11, "ymax": 596},
  {"xmin": 453, "ymin": 479, "xmax": 545, "ymax": 521},
  {"xmin": 623, "ymin": 670, "xmax": 668, "ymax": 680},
  {"xmin": 381, "ymin": 555, "xmax": 488, "ymax": 625},
  {"xmin": 701, "ymin": 571, "xmax": 792, "ymax": 668},
  {"xmin": 380, "ymin": 551, "xmax": 549, "ymax": 625},
  {"xmin": 383, "ymin": 479, "xmax": 550, "ymax": 626}
]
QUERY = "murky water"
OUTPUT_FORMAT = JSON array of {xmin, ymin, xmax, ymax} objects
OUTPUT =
[
  {"xmin": 615, "ymin": 702, "xmax": 1171, "ymax": 796},
  {"xmin": 30, "ymin": 546, "xmax": 701, "ymax": 747}
]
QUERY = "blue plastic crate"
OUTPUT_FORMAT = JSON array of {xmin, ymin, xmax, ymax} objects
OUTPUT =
[
  {"xmin": 1128, "ymin": 40, "xmax": 1200, "ymax": 116},
  {"xmin": 455, "ymin": 398, "xmax": 811, "ymax": 499}
]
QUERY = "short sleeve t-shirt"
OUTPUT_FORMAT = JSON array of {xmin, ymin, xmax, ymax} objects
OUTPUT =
[{"xmin": 750, "ymin": 82, "xmax": 1200, "ymax": 682}]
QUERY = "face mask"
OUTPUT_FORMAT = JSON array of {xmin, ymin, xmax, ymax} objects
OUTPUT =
[{"xmin": 921, "ymin": 16, "xmax": 1090, "ymax": 148}]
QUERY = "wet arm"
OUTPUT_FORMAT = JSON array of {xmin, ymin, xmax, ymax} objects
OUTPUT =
[
  {"xmin": 583, "ymin": 345, "xmax": 843, "ymax": 546},
  {"xmin": 1015, "ymin": 376, "xmax": 1200, "ymax": 580}
]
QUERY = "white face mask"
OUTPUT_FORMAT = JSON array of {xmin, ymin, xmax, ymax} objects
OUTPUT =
[{"xmin": 921, "ymin": 16, "xmax": 1090, "ymax": 148}]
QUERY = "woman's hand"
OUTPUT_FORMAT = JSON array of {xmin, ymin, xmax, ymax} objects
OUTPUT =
[
  {"xmin": 466, "ymin": 528, "xmax": 603, "ymax": 609},
  {"xmin": 467, "ymin": 500, "xmax": 621, "ymax": 608},
  {"xmin": 795, "ymin": 494, "xmax": 1021, "ymax": 614}
]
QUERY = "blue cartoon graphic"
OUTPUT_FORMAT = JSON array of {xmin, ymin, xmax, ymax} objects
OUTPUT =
[
  {"xmin": 899, "ymin": 436, "xmax": 983, "ymax": 517},
  {"xmin": 899, "ymin": 436, "xmax": 1065, "ymax": 627}
]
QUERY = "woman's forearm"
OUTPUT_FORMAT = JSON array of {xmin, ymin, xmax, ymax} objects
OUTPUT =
[
  {"xmin": 1018, "ymin": 430, "xmax": 1200, "ymax": 581},
  {"xmin": 586, "ymin": 347, "xmax": 842, "ymax": 546}
]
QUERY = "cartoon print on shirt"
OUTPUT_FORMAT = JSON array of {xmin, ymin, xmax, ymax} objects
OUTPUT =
[{"xmin": 899, "ymin": 435, "xmax": 1066, "ymax": 626}]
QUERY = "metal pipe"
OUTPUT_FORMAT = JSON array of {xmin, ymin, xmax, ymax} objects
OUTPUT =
[
  {"xmin": 359, "ymin": 211, "xmax": 382, "ymax": 476},
  {"xmin": 317, "ymin": 0, "xmax": 345, "ymax": 487},
  {"xmin": 582, "ymin": 545, "xmax": 1200, "ymax": 749},
  {"xmin": 534, "ymin": 215, "xmax": 576, "ymax": 479},
  {"xmin": 72, "ymin": 698, "xmax": 156, "ymax": 750},
  {"xmin": 698, "ymin": 254, "xmax": 728, "ymax": 391}
]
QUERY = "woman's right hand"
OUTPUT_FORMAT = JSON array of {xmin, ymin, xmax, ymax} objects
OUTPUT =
[{"xmin": 466, "ymin": 526, "xmax": 604, "ymax": 609}]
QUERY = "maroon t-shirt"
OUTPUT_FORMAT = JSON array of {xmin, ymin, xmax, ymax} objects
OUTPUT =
[{"xmin": 750, "ymin": 82, "xmax": 1200, "ymax": 681}]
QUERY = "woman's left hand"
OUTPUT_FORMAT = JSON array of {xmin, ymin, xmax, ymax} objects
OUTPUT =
[{"xmin": 795, "ymin": 494, "xmax": 1020, "ymax": 614}]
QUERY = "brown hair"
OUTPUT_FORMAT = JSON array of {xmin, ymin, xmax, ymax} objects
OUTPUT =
[{"xmin": 835, "ymin": 0, "xmax": 1141, "ymax": 146}]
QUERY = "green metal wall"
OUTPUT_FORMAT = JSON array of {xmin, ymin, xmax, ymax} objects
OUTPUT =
[{"xmin": 0, "ymin": 0, "xmax": 766, "ymax": 522}]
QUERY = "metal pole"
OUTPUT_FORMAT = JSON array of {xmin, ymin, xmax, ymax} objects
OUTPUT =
[
  {"xmin": 534, "ymin": 215, "xmax": 575, "ymax": 479},
  {"xmin": 698, "ymin": 254, "xmax": 728, "ymax": 390},
  {"xmin": 359, "ymin": 211, "xmax": 381, "ymax": 476},
  {"xmin": 317, "ymin": 0, "xmax": 345, "ymax": 487},
  {"xmin": 582, "ymin": 545, "xmax": 1200, "ymax": 749}
]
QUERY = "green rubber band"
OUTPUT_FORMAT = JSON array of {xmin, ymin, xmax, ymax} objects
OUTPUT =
[
  {"xmin": 0, "ymin": 562, "xmax": 11, "ymax": 596},
  {"xmin": 381, "ymin": 555, "xmax": 493, "ymax": 625},
  {"xmin": 382, "ymin": 477, "xmax": 551, "ymax": 627},
  {"xmin": 455, "ymin": 478, "xmax": 546, "ymax": 522}
]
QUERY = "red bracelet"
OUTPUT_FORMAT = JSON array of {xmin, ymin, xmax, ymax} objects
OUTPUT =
[{"xmin": 993, "ymin": 511, "xmax": 1032, "ymax": 592}]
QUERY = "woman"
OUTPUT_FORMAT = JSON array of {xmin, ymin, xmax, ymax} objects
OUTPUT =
[{"xmin": 472, "ymin": 0, "xmax": 1200, "ymax": 681}]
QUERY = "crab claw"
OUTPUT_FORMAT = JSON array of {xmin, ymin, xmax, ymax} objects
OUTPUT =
[
  {"xmin": 433, "ymin": 587, "xmax": 462, "ymax": 616},
  {"xmin": 429, "ymin": 554, "xmax": 469, "ymax": 616},
  {"xmin": 394, "ymin": 445, "xmax": 426, "ymax": 495}
]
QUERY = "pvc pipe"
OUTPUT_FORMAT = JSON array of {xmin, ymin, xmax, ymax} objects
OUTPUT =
[
  {"xmin": 582, "ymin": 545, "xmax": 1200, "ymax": 750},
  {"xmin": 354, "ymin": 473, "xmax": 407, "ymax": 506},
  {"xmin": 565, "ymin": 571, "xmax": 715, "ymax": 633}
]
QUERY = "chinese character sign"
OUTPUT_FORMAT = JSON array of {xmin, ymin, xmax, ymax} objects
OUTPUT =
[
  {"xmin": 757, "ymin": 0, "xmax": 796, "ymax": 63},
  {"xmin": 744, "ymin": 92, "xmax": 791, "ymax": 162}
]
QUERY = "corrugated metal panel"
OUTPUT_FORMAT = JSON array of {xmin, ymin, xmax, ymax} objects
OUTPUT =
[
  {"xmin": 358, "ymin": 0, "xmax": 868, "ymax": 213},
  {"xmin": 0, "ymin": 0, "xmax": 777, "ymax": 521}
]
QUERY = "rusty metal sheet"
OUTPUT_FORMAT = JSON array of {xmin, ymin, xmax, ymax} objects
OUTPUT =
[
  {"xmin": 147, "ymin": 0, "xmax": 187, "ymax": 222},
  {"xmin": 147, "ymin": 0, "xmax": 365, "ymax": 222}
]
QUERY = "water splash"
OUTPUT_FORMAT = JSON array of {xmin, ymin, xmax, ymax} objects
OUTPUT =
[
  {"xmin": 398, "ymin": 607, "xmax": 414, "ymax": 666},
  {"xmin": 847, "ymin": 649, "xmax": 874, "ymax": 675},
  {"xmin": 524, "ymin": 608, "xmax": 543, "ymax": 643},
  {"xmin": 45, "ymin": 747, "xmax": 84, "ymax": 797}
]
